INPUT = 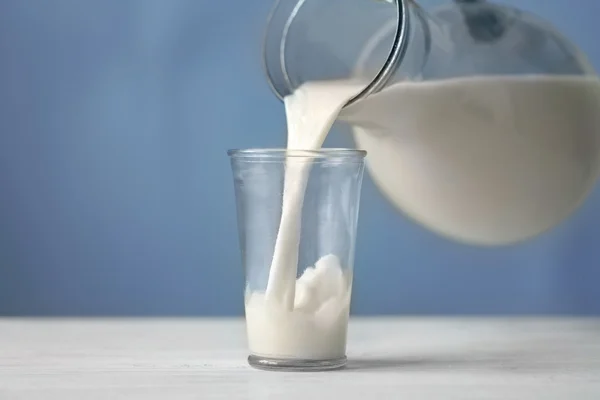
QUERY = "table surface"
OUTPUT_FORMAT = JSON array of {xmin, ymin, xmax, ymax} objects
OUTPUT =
[{"xmin": 1, "ymin": 318, "xmax": 599, "ymax": 399}]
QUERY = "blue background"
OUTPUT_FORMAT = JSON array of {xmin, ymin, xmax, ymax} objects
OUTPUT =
[{"xmin": 1, "ymin": 0, "xmax": 599, "ymax": 316}]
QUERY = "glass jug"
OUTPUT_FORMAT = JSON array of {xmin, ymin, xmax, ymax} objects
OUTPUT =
[{"xmin": 263, "ymin": 0, "xmax": 600, "ymax": 246}]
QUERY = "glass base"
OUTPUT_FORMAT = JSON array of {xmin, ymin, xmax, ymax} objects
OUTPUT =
[{"xmin": 248, "ymin": 354, "xmax": 347, "ymax": 371}]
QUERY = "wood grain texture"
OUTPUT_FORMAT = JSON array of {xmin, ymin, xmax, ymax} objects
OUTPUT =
[{"xmin": 0, "ymin": 318, "xmax": 599, "ymax": 399}]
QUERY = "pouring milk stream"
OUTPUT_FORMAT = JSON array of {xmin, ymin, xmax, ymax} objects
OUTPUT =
[
  {"xmin": 245, "ymin": 82, "xmax": 363, "ymax": 359},
  {"xmin": 244, "ymin": 0, "xmax": 600, "ymax": 359}
]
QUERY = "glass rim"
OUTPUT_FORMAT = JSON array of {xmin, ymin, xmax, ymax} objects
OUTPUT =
[{"xmin": 227, "ymin": 148, "xmax": 367, "ymax": 160}]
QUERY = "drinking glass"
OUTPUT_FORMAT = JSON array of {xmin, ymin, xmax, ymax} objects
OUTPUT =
[{"xmin": 228, "ymin": 149, "xmax": 366, "ymax": 371}]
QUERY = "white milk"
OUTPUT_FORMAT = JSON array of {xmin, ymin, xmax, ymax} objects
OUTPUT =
[
  {"xmin": 245, "ymin": 254, "xmax": 352, "ymax": 359},
  {"xmin": 345, "ymin": 75, "xmax": 600, "ymax": 245},
  {"xmin": 265, "ymin": 81, "xmax": 364, "ymax": 307},
  {"xmin": 244, "ymin": 82, "xmax": 362, "ymax": 360}
]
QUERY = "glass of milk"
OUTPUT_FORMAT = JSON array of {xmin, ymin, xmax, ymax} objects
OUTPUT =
[{"xmin": 228, "ymin": 148, "xmax": 366, "ymax": 371}]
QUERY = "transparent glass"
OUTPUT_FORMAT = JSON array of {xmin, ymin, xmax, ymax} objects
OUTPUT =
[
  {"xmin": 264, "ymin": 0, "xmax": 597, "ymax": 106},
  {"xmin": 228, "ymin": 149, "xmax": 366, "ymax": 371}
]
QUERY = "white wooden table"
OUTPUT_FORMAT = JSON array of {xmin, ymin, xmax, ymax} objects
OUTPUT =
[{"xmin": 1, "ymin": 318, "xmax": 599, "ymax": 399}]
